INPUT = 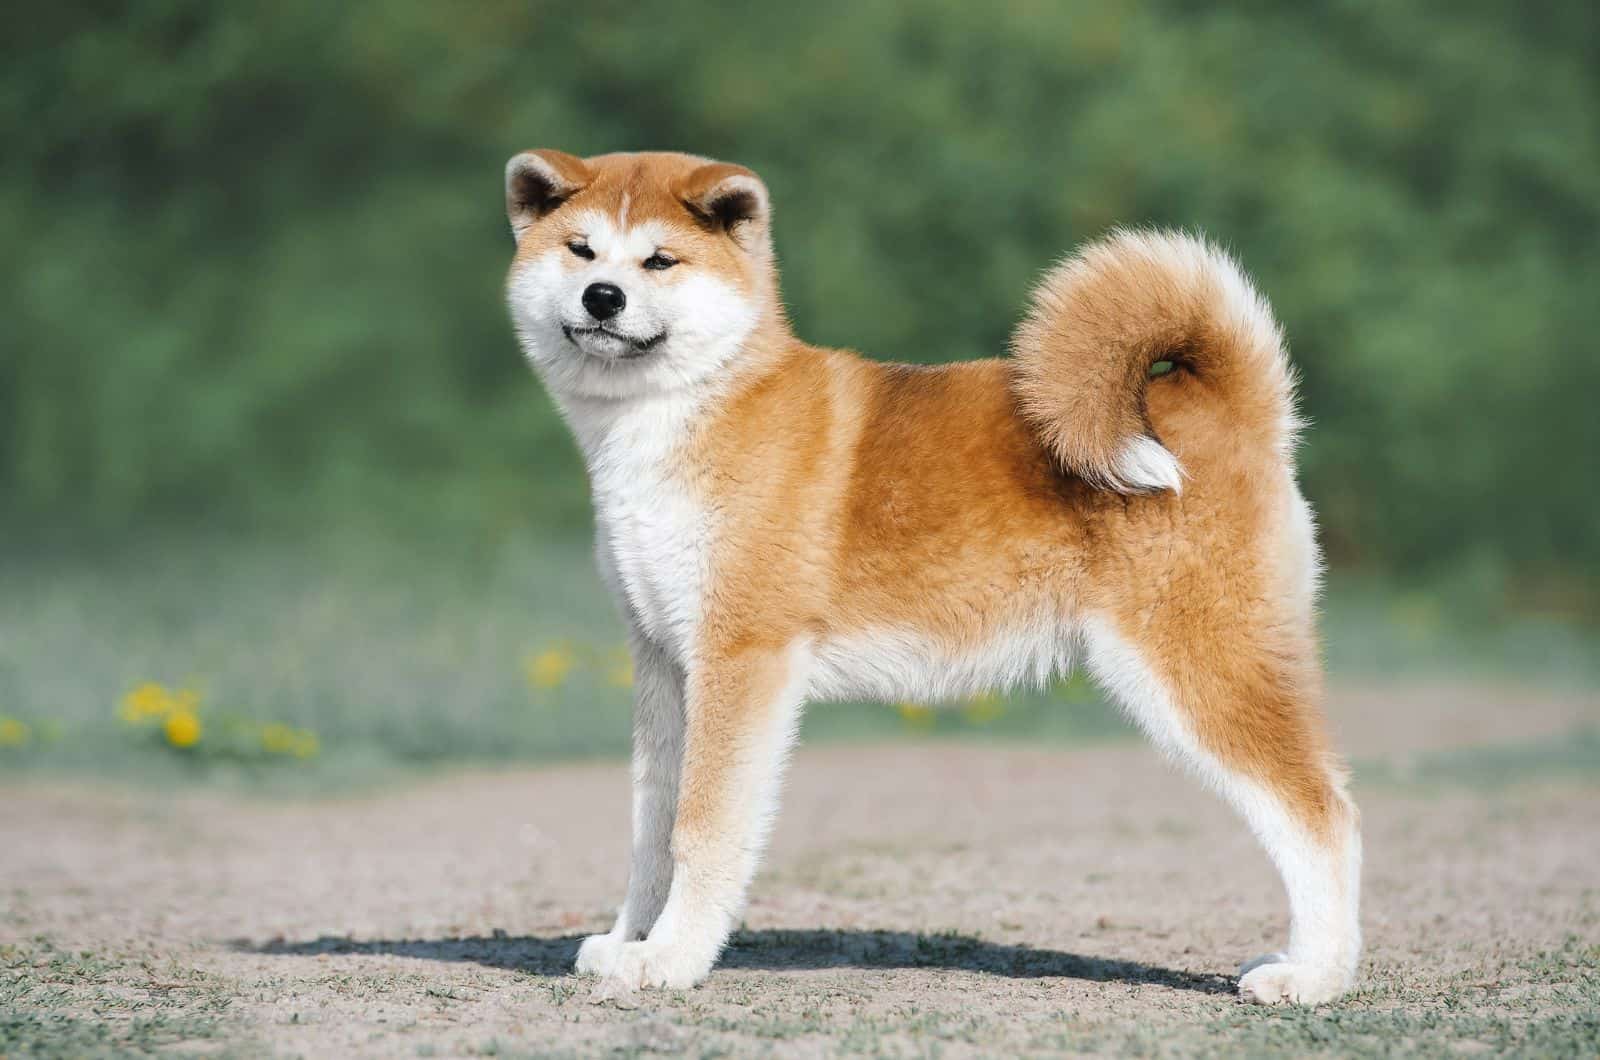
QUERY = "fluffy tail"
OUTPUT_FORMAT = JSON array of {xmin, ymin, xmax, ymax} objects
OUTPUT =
[{"xmin": 1010, "ymin": 228, "xmax": 1298, "ymax": 494}]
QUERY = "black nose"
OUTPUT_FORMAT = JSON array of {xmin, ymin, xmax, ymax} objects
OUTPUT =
[{"xmin": 582, "ymin": 282, "xmax": 625, "ymax": 321}]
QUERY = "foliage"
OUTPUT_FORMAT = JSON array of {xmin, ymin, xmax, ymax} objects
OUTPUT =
[
  {"xmin": 117, "ymin": 680, "xmax": 321, "ymax": 759},
  {"xmin": 2, "ymin": 532, "xmax": 1595, "ymax": 781},
  {"xmin": 3, "ymin": 1, "xmax": 1597, "ymax": 607}
]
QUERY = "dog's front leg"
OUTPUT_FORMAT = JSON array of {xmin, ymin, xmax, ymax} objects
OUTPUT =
[
  {"xmin": 601, "ymin": 643, "xmax": 807, "ymax": 991},
  {"xmin": 575, "ymin": 634, "xmax": 685, "ymax": 977}
]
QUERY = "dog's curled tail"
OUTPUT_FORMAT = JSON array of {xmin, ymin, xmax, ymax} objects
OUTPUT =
[{"xmin": 1010, "ymin": 228, "xmax": 1299, "ymax": 494}]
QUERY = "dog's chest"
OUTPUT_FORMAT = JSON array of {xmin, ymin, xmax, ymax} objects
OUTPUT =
[{"xmin": 579, "ymin": 400, "xmax": 710, "ymax": 660}]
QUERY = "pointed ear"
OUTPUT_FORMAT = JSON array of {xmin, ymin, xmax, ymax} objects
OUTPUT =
[
  {"xmin": 505, "ymin": 150, "xmax": 591, "ymax": 239},
  {"xmin": 677, "ymin": 162, "xmax": 770, "ymax": 250}
]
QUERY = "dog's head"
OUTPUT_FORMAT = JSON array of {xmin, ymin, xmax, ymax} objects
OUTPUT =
[{"xmin": 504, "ymin": 150, "xmax": 776, "ymax": 400}]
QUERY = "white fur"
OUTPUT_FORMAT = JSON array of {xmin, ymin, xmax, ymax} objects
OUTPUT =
[
  {"xmin": 572, "ymin": 391, "xmax": 712, "ymax": 661},
  {"xmin": 1109, "ymin": 435, "xmax": 1185, "ymax": 494},
  {"xmin": 598, "ymin": 642, "xmax": 809, "ymax": 993},
  {"xmin": 508, "ymin": 208, "xmax": 750, "ymax": 657},
  {"xmin": 1082, "ymin": 615, "xmax": 1361, "ymax": 1004},
  {"xmin": 506, "ymin": 210, "xmax": 759, "ymax": 402},
  {"xmin": 567, "ymin": 396, "xmax": 710, "ymax": 981},
  {"xmin": 574, "ymin": 636, "xmax": 685, "ymax": 978},
  {"xmin": 810, "ymin": 617, "xmax": 1073, "ymax": 704},
  {"xmin": 512, "ymin": 207, "xmax": 786, "ymax": 993}
]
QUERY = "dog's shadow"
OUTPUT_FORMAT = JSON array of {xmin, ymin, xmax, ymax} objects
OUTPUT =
[{"xmin": 235, "ymin": 928, "xmax": 1232, "ymax": 995}]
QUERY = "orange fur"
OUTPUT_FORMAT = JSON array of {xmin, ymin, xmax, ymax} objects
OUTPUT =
[
  {"xmin": 686, "ymin": 285, "xmax": 1341, "ymax": 841},
  {"xmin": 506, "ymin": 151, "xmax": 1361, "ymax": 1003}
]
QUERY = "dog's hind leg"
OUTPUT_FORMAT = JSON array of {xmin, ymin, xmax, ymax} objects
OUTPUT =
[{"xmin": 1083, "ymin": 612, "xmax": 1361, "ymax": 1005}]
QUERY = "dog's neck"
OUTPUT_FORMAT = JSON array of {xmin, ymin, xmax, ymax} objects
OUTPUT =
[{"xmin": 553, "ymin": 313, "xmax": 796, "ymax": 472}]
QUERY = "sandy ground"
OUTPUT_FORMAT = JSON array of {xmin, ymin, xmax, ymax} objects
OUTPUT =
[{"xmin": 3, "ymin": 681, "xmax": 1598, "ymax": 1057}]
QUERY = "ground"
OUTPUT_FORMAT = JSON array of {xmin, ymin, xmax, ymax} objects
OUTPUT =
[{"xmin": 3, "ymin": 681, "xmax": 1598, "ymax": 1058}]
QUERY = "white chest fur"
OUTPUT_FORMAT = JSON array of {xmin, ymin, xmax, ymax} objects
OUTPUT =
[{"xmin": 564, "ymin": 393, "xmax": 711, "ymax": 662}]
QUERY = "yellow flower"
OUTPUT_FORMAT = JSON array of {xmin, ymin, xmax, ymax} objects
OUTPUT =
[
  {"xmin": 605, "ymin": 647, "xmax": 634, "ymax": 688},
  {"xmin": 290, "ymin": 730, "xmax": 320, "ymax": 759},
  {"xmin": 163, "ymin": 710, "xmax": 202, "ymax": 748},
  {"xmin": 896, "ymin": 702, "xmax": 935, "ymax": 729},
  {"xmin": 961, "ymin": 692, "xmax": 1006, "ymax": 725},
  {"xmin": 525, "ymin": 643, "xmax": 576, "ymax": 689},
  {"xmin": 119, "ymin": 682, "xmax": 201, "ymax": 723},
  {"xmin": 120, "ymin": 681, "xmax": 172, "ymax": 723},
  {"xmin": 0, "ymin": 717, "xmax": 31, "ymax": 748},
  {"xmin": 261, "ymin": 723, "xmax": 297, "ymax": 754}
]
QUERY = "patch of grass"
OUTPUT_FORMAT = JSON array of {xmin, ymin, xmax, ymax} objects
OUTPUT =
[
  {"xmin": 1358, "ymin": 728, "xmax": 1600, "ymax": 791},
  {"xmin": 1195, "ymin": 1005, "xmax": 1600, "ymax": 1059},
  {"xmin": 2, "ymin": 529, "xmax": 1595, "ymax": 789},
  {"xmin": 0, "ymin": 1007, "xmax": 233, "ymax": 1060},
  {"xmin": 1027, "ymin": 939, "xmax": 1600, "ymax": 1058},
  {"xmin": 0, "ymin": 531, "xmax": 635, "ymax": 790},
  {"xmin": 0, "ymin": 938, "xmax": 248, "ymax": 1058},
  {"xmin": 1323, "ymin": 581, "xmax": 1600, "ymax": 688},
  {"xmin": 612, "ymin": 937, "xmax": 1600, "ymax": 1058},
  {"xmin": 1197, "ymin": 946, "xmax": 1600, "ymax": 1059},
  {"xmin": 0, "ymin": 531, "xmax": 1131, "ymax": 787}
]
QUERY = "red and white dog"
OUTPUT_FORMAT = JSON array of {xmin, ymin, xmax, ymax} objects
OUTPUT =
[{"xmin": 503, "ymin": 149, "xmax": 1361, "ymax": 1005}]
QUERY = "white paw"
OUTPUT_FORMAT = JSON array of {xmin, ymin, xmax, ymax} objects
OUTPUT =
[
  {"xmin": 1237, "ymin": 955, "xmax": 1352, "ymax": 1006},
  {"xmin": 601, "ymin": 938, "xmax": 714, "ymax": 992},
  {"xmin": 574, "ymin": 932, "xmax": 625, "ymax": 977},
  {"xmin": 1238, "ymin": 951, "xmax": 1290, "ymax": 977}
]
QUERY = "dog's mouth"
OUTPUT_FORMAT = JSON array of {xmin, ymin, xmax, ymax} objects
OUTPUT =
[{"xmin": 562, "ymin": 324, "xmax": 667, "ymax": 360}]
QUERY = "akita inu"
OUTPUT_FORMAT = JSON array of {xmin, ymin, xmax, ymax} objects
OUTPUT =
[{"xmin": 503, "ymin": 149, "xmax": 1361, "ymax": 1005}]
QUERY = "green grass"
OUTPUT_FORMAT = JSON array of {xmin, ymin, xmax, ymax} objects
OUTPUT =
[
  {"xmin": 0, "ymin": 529, "xmax": 1124, "ymax": 787},
  {"xmin": 0, "ymin": 939, "xmax": 246, "ymax": 1058},
  {"xmin": 1135, "ymin": 939, "xmax": 1600, "ymax": 1059},
  {"xmin": 1321, "ymin": 579, "xmax": 1600, "ymax": 688},
  {"xmin": 0, "ymin": 529, "xmax": 635, "ymax": 788},
  {"xmin": 1, "ymin": 529, "xmax": 1596, "ymax": 788},
  {"xmin": 10, "ymin": 931, "xmax": 1595, "ymax": 1058},
  {"xmin": 1357, "ymin": 728, "xmax": 1600, "ymax": 791},
  {"xmin": 680, "ymin": 937, "xmax": 1600, "ymax": 1058}
]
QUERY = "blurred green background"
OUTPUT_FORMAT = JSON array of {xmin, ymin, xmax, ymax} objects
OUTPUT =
[{"xmin": 2, "ymin": 1, "xmax": 1596, "ymax": 780}]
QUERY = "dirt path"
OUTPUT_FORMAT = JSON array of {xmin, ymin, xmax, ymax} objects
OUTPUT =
[{"xmin": 4, "ymin": 682, "xmax": 1598, "ymax": 1057}]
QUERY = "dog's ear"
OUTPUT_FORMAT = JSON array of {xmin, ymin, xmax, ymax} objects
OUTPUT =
[
  {"xmin": 677, "ymin": 162, "xmax": 770, "ymax": 251},
  {"xmin": 505, "ymin": 150, "xmax": 591, "ymax": 239}
]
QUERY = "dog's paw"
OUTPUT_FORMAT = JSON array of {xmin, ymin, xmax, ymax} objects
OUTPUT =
[
  {"xmin": 601, "ymin": 938, "xmax": 714, "ymax": 992},
  {"xmin": 574, "ymin": 932, "xmax": 625, "ymax": 977},
  {"xmin": 1237, "ymin": 951, "xmax": 1289, "ymax": 977},
  {"xmin": 1237, "ymin": 955, "xmax": 1351, "ymax": 1006}
]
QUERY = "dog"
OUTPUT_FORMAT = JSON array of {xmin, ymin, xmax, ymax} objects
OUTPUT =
[{"xmin": 502, "ymin": 149, "xmax": 1361, "ymax": 1005}]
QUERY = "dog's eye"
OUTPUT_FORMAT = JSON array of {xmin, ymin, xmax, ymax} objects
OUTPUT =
[
  {"xmin": 642, "ymin": 252, "xmax": 677, "ymax": 271},
  {"xmin": 567, "ymin": 241, "xmax": 595, "ymax": 261}
]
